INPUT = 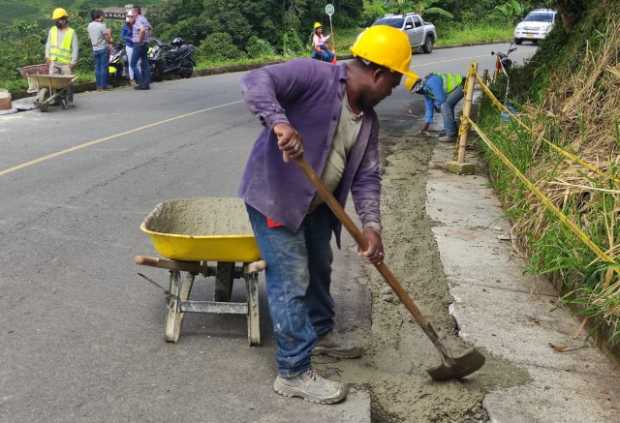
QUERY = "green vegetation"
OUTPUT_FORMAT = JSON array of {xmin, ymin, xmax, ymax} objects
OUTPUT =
[
  {"xmin": 477, "ymin": 0, "xmax": 620, "ymax": 348},
  {"xmin": 436, "ymin": 24, "xmax": 514, "ymax": 47},
  {"xmin": 1, "ymin": 1, "xmax": 549, "ymax": 92}
]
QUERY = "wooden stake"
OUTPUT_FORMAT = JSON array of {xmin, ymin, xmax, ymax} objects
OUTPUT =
[{"xmin": 457, "ymin": 62, "xmax": 478, "ymax": 164}]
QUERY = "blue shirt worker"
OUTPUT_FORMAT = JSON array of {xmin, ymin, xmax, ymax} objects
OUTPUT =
[
  {"xmin": 406, "ymin": 72, "xmax": 465, "ymax": 142},
  {"xmin": 240, "ymin": 26, "xmax": 419, "ymax": 405},
  {"xmin": 121, "ymin": 11, "xmax": 136, "ymax": 82},
  {"xmin": 130, "ymin": 5, "xmax": 152, "ymax": 90}
]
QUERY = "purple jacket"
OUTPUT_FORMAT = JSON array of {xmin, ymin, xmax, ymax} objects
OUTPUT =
[{"xmin": 239, "ymin": 58, "xmax": 381, "ymax": 236}]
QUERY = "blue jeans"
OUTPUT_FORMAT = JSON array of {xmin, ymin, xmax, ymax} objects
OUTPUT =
[
  {"xmin": 246, "ymin": 204, "xmax": 335, "ymax": 377},
  {"xmin": 94, "ymin": 49, "xmax": 109, "ymax": 89},
  {"xmin": 441, "ymin": 86, "xmax": 464, "ymax": 136},
  {"xmin": 311, "ymin": 46, "xmax": 334, "ymax": 63},
  {"xmin": 131, "ymin": 43, "xmax": 150, "ymax": 88}
]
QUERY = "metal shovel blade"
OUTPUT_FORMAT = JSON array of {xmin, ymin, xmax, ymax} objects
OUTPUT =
[{"xmin": 427, "ymin": 348, "xmax": 486, "ymax": 381}]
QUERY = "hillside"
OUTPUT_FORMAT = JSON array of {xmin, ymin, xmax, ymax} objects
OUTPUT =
[
  {"xmin": 3, "ymin": 0, "xmax": 159, "ymax": 23},
  {"xmin": 478, "ymin": 0, "xmax": 620, "ymax": 350}
]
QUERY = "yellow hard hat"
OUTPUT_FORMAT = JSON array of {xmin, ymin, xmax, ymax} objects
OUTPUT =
[
  {"xmin": 52, "ymin": 8, "xmax": 69, "ymax": 20},
  {"xmin": 351, "ymin": 25, "xmax": 420, "ymax": 86},
  {"xmin": 404, "ymin": 75, "xmax": 423, "ymax": 92},
  {"xmin": 313, "ymin": 22, "xmax": 322, "ymax": 30}
]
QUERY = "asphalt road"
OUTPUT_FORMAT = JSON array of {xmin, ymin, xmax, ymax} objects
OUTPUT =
[{"xmin": 0, "ymin": 44, "xmax": 537, "ymax": 422}]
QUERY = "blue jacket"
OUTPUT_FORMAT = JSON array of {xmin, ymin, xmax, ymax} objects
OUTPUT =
[
  {"xmin": 422, "ymin": 74, "xmax": 446, "ymax": 124},
  {"xmin": 121, "ymin": 24, "xmax": 133, "ymax": 47}
]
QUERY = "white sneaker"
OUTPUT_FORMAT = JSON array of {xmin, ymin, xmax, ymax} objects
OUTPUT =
[{"xmin": 273, "ymin": 368, "xmax": 348, "ymax": 404}]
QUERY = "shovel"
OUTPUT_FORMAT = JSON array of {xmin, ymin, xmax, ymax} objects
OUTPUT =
[{"xmin": 296, "ymin": 157, "xmax": 485, "ymax": 381}]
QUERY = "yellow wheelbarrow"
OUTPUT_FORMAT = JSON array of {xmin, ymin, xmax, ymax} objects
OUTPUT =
[
  {"xmin": 19, "ymin": 64, "xmax": 76, "ymax": 112},
  {"xmin": 135, "ymin": 197, "xmax": 264, "ymax": 345}
]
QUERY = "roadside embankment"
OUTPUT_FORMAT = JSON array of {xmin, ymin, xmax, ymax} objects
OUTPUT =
[
  {"xmin": 427, "ymin": 141, "xmax": 620, "ymax": 422},
  {"xmin": 7, "ymin": 23, "xmax": 512, "ymax": 100},
  {"xmin": 477, "ymin": 0, "xmax": 620, "ymax": 352}
]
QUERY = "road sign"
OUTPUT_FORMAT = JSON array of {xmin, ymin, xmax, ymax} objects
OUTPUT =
[{"xmin": 325, "ymin": 3, "xmax": 335, "ymax": 17}]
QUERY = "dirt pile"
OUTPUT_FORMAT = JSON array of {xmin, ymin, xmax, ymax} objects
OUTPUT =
[{"xmin": 144, "ymin": 197, "xmax": 253, "ymax": 235}]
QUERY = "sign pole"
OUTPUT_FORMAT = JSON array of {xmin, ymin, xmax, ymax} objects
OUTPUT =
[
  {"xmin": 325, "ymin": 3, "xmax": 336, "ymax": 53},
  {"xmin": 329, "ymin": 15, "xmax": 335, "ymax": 52}
]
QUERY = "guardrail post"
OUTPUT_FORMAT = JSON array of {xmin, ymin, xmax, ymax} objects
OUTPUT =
[{"xmin": 447, "ymin": 62, "xmax": 478, "ymax": 175}]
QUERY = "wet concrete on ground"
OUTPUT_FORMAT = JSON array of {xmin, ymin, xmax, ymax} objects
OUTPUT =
[{"xmin": 314, "ymin": 104, "xmax": 529, "ymax": 422}]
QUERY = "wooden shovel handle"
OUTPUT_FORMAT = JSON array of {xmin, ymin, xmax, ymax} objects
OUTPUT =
[{"xmin": 295, "ymin": 158, "xmax": 431, "ymax": 329}]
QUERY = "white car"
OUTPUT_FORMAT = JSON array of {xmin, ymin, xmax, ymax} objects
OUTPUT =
[{"xmin": 513, "ymin": 9, "xmax": 557, "ymax": 44}]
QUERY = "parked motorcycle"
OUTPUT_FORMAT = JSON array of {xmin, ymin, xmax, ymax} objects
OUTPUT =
[
  {"xmin": 491, "ymin": 44, "xmax": 518, "ymax": 103},
  {"xmin": 109, "ymin": 43, "xmax": 128, "ymax": 81},
  {"xmin": 491, "ymin": 44, "xmax": 518, "ymax": 80},
  {"xmin": 148, "ymin": 37, "xmax": 195, "ymax": 81}
]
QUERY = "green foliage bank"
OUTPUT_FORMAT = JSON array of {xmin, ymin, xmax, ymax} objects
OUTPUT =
[{"xmin": 478, "ymin": 0, "xmax": 620, "ymax": 350}]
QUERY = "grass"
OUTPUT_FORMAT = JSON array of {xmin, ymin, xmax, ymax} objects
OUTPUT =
[
  {"xmin": 196, "ymin": 23, "xmax": 512, "ymax": 76},
  {"xmin": 2, "ymin": 23, "xmax": 514, "ymax": 94},
  {"xmin": 476, "ymin": 7, "xmax": 620, "ymax": 349},
  {"xmin": 436, "ymin": 23, "xmax": 514, "ymax": 47}
]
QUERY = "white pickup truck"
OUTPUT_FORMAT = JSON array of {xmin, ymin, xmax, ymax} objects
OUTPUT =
[{"xmin": 373, "ymin": 13, "xmax": 437, "ymax": 53}]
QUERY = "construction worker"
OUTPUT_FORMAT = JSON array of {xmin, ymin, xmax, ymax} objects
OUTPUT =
[
  {"xmin": 311, "ymin": 22, "xmax": 334, "ymax": 63},
  {"xmin": 240, "ymin": 25, "xmax": 419, "ymax": 404},
  {"xmin": 406, "ymin": 72, "xmax": 465, "ymax": 142},
  {"xmin": 45, "ymin": 8, "xmax": 78, "ymax": 103}
]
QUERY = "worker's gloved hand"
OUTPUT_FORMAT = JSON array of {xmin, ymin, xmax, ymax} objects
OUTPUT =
[
  {"xmin": 359, "ymin": 227, "xmax": 384, "ymax": 265},
  {"xmin": 273, "ymin": 122, "xmax": 304, "ymax": 163}
]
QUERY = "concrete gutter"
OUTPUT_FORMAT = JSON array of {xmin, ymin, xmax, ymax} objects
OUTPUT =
[{"xmin": 425, "ymin": 142, "xmax": 620, "ymax": 422}]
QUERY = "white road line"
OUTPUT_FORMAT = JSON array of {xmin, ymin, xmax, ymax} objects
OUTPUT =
[{"xmin": 0, "ymin": 100, "xmax": 243, "ymax": 177}]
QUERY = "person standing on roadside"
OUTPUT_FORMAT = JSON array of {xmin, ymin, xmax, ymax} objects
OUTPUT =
[
  {"xmin": 87, "ymin": 10, "xmax": 113, "ymax": 91},
  {"xmin": 122, "ymin": 10, "xmax": 136, "ymax": 85},
  {"xmin": 45, "ymin": 8, "xmax": 79, "ymax": 103},
  {"xmin": 131, "ymin": 5, "xmax": 152, "ymax": 90},
  {"xmin": 240, "ymin": 25, "xmax": 419, "ymax": 404}
]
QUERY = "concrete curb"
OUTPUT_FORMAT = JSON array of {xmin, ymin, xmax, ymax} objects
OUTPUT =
[{"xmin": 425, "ymin": 143, "xmax": 620, "ymax": 422}]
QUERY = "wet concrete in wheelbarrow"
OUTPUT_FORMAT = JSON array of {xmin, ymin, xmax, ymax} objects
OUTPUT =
[{"xmin": 313, "ymin": 112, "xmax": 529, "ymax": 422}]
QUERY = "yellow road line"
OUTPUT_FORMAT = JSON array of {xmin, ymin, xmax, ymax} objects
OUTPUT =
[{"xmin": 0, "ymin": 100, "xmax": 243, "ymax": 178}]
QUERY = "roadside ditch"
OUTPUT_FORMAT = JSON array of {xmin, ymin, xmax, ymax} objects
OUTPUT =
[{"xmin": 315, "ymin": 109, "xmax": 528, "ymax": 422}]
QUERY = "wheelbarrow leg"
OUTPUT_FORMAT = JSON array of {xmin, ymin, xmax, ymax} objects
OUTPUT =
[
  {"xmin": 35, "ymin": 88, "xmax": 49, "ymax": 112},
  {"xmin": 246, "ymin": 271, "xmax": 261, "ymax": 346},
  {"xmin": 164, "ymin": 271, "xmax": 195, "ymax": 343},
  {"xmin": 214, "ymin": 262, "xmax": 234, "ymax": 302}
]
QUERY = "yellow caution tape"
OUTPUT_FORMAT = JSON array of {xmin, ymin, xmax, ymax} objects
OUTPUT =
[
  {"xmin": 468, "ymin": 116, "xmax": 615, "ymax": 265},
  {"xmin": 475, "ymin": 75, "xmax": 614, "ymax": 182}
]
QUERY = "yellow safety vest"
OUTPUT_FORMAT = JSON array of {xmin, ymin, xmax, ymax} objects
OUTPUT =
[
  {"xmin": 49, "ymin": 27, "xmax": 75, "ymax": 64},
  {"xmin": 439, "ymin": 73, "xmax": 463, "ymax": 94}
]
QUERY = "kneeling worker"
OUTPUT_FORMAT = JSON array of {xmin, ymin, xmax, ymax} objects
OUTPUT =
[
  {"xmin": 240, "ymin": 26, "xmax": 419, "ymax": 404},
  {"xmin": 406, "ymin": 72, "xmax": 465, "ymax": 142}
]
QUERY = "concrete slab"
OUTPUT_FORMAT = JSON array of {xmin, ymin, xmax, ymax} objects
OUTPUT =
[{"xmin": 426, "ymin": 142, "xmax": 620, "ymax": 423}]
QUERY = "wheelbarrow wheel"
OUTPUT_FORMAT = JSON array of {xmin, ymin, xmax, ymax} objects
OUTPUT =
[{"xmin": 164, "ymin": 271, "xmax": 195, "ymax": 343}]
